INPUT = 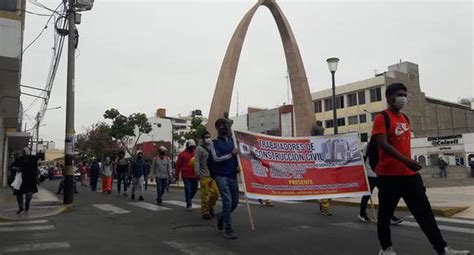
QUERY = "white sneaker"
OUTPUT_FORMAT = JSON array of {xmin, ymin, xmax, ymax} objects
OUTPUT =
[
  {"xmin": 378, "ymin": 247, "xmax": 397, "ymax": 255},
  {"xmin": 443, "ymin": 247, "xmax": 470, "ymax": 255}
]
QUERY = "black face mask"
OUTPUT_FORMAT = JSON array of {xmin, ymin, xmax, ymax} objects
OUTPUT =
[
  {"xmin": 159, "ymin": 152, "xmax": 165, "ymax": 156},
  {"xmin": 186, "ymin": 147, "xmax": 195, "ymax": 152},
  {"xmin": 137, "ymin": 156, "xmax": 142, "ymax": 160},
  {"xmin": 219, "ymin": 128, "xmax": 229, "ymax": 136}
]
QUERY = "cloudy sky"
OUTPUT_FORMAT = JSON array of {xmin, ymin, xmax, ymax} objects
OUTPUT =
[{"xmin": 20, "ymin": 0, "xmax": 473, "ymax": 148}]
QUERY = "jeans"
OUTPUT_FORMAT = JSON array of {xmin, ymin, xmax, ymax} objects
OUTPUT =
[
  {"xmin": 439, "ymin": 167, "xmax": 447, "ymax": 178},
  {"xmin": 215, "ymin": 175, "xmax": 239, "ymax": 231},
  {"xmin": 117, "ymin": 172, "xmax": 129, "ymax": 193},
  {"xmin": 16, "ymin": 192, "xmax": 33, "ymax": 210},
  {"xmin": 377, "ymin": 174, "xmax": 447, "ymax": 253},
  {"xmin": 132, "ymin": 176, "xmax": 144, "ymax": 197},
  {"xmin": 360, "ymin": 177, "xmax": 377, "ymax": 215},
  {"xmin": 155, "ymin": 178, "xmax": 168, "ymax": 203},
  {"xmin": 182, "ymin": 178, "xmax": 199, "ymax": 208},
  {"xmin": 200, "ymin": 176, "xmax": 219, "ymax": 215}
]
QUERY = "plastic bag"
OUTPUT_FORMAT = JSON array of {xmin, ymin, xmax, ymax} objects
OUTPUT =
[{"xmin": 11, "ymin": 172, "xmax": 22, "ymax": 190}]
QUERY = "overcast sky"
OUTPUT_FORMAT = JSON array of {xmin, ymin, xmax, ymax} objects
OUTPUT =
[{"xmin": 20, "ymin": 0, "xmax": 473, "ymax": 148}]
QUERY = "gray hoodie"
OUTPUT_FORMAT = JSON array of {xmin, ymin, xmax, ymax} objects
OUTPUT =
[{"xmin": 151, "ymin": 155, "xmax": 171, "ymax": 179}]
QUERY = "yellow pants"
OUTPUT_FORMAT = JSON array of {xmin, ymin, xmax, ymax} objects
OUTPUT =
[
  {"xmin": 200, "ymin": 176, "xmax": 219, "ymax": 215},
  {"xmin": 319, "ymin": 199, "xmax": 331, "ymax": 210}
]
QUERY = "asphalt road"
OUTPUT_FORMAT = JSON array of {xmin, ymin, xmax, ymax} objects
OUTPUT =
[{"xmin": 1, "ymin": 180, "xmax": 473, "ymax": 255}]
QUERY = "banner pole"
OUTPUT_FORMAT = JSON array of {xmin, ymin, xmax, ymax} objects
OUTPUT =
[
  {"xmin": 244, "ymin": 194, "xmax": 256, "ymax": 231},
  {"xmin": 369, "ymin": 195, "xmax": 377, "ymax": 222}
]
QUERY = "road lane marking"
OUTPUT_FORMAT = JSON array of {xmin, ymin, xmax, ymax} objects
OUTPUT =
[
  {"xmin": 0, "ymin": 225, "xmax": 55, "ymax": 233},
  {"xmin": 0, "ymin": 220, "xmax": 49, "ymax": 226},
  {"xmin": 128, "ymin": 202, "xmax": 171, "ymax": 211},
  {"xmin": 163, "ymin": 241, "xmax": 236, "ymax": 255},
  {"xmin": 401, "ymin": 221, "xmax": 474, "ymax": 235},
  {"xmin": 92, "ymin": 204, "xmax": 130, "ymax": 214},
  {"xmin": 407, "ymin": 216, "xmax": 474, "ymax": 226},
  {"xmin": 1, "ymin": 242, "xmax": 71, "ymax": 253},
  {"xmin": 164, "ymin": 200, "xmax": 201, "ymax": 209}
]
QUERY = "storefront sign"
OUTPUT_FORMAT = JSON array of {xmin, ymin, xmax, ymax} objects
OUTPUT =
[{"xmin": 428, "ymin": 134, "xmax": 462, "ymax": 147}]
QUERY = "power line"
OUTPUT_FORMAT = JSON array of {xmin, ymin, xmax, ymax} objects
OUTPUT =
[
  {"xmin": 28, "ymin": 0, "xmax": 59, "ymax": 14},
  {"xmin": 22, "ymin": 2, "xmax": 63, "ymax": 55}
]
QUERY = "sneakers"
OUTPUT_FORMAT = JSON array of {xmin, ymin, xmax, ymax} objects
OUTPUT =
[
  {"xmin": 390, "ymin": 216, "xmax": 404, "ymax": 225},
  {"xmin": 25, "ymin": 204, "xmax": 30, "ymax": 212},
  {"xmin": 186, "ymin": 207, "xmax": 192, "ymax": 212},
  {"xmin": 202, "ymin": 214, "xmax": 213, "ymax": 220},
  {"xmin": 378, "ymin": 247, "xmax": 397, "ymax": 255},
  {"xmin": 123, "ymin": 193, "xmax": 128, "ymax": 197},
  {"xmin": 216, "ymin": 213, "xmax": 224, "ymax": 231},
  {"xmin": 358, "ymin": 214, "xmax": 371, "ymax": 223},
  {"xmin": 320, "ymin": 208, "xmax": 333, "ymax": 216},
  {"xmin": 441, "ymin": 247, "xmax": 470, "ymax": 255},
  {"xmin": 223, "ymin": 229, "xmax": 238, "ymax": 239},
  {"xmin": 16, "ymin": 208, "xmax": 24, "ymax": 214},
  {"xmin": 138, "ymin": 196, "xmax": 144, "ymax": 201}
]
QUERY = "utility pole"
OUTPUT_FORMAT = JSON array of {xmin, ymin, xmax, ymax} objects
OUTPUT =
[
  {"xmin": 35, "ymin": 113, "xmax": 40, "ymax": 155},
  {"xmin": 63, "ymin": 0, "xmax": 77, "ymax": 204}
]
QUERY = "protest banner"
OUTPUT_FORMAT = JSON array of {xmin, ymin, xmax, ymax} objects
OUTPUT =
[{"xmin": 234, "ymin": 130, "xmax": 370, "ymax": 201}]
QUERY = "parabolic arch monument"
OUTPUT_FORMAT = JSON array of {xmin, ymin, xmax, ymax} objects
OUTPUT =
[{"xmin": 207, "ymin": 0, "xmax": 316, "ymax": 137}]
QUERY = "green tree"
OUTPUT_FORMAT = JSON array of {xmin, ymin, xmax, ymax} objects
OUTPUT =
[
  {"xmin": 103, "ymin": 108, "xmax": 152, "ymax": 156},
  {"xmin": 75, "ymin": 122, "xmax": 120, "ymax": 160},
  {"xmin": 183, "ymin": 116, "xmax": 207, "ymax": 145}
]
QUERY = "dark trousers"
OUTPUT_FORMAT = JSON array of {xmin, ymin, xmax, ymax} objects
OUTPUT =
[
  {"xmin": 16, "ymin": 192, "xmax": 33, "ymax": 210},
  {"xmin": 90, "ymin": 174, "xmax": 99, "ymax": 191},
  {"xmin": 360, "ymin": 177, "xmax": 377, "ymax": 215},
  {"xmin": 155, "ymin": 178, "xmax": 168, "ymax": 203},
  {"xmin": 117, "ymin": 172, "xmax": 129, "ymax": 193},
  {"xmin": 182, "ymin": 178, "xmax": 199, "ymax": 208},
  {"xmin": 439, "ymin": 167, "xmax": 447, "ymax": 178},
  {"xmin": 377, "ymin": 174, "xmax": 447, "ymax": 253}
]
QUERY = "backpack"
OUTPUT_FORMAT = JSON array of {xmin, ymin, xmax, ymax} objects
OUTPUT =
[
  {"xmin": 367, "ymin": 111, "xmax": 410, "ymax": 170},
  {"xmin": 200, "ymin": 145, "xmax": 216, "ymax": 178}
]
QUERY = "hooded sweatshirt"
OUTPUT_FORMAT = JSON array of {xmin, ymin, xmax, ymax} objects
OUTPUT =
[{"xmin": 176, "ymin": 149, "xmax": 197, "ymax": 179}]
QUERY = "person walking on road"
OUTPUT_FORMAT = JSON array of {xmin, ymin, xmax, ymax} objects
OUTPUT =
[
  {"xmin": 359, "ymin": 144, "xmax": 403, "ymax": 225},
  {"xmin": 437, "ymin": 156, "xmax": 448, "ymax": 178},
  {"xmin": 13, "ymin": 148, "xmax": 38, "ymax": 214},
  {"xmin": 101, "ymin": 157, "xmax": 113, "ymax": 194},
  {"xmin": 373, "ymin": 83, "xmax": 469, "ymax": 255},
  {"xmin": 144, "ymin": 159, "xmax": 151, "ymax": 190},
  {"xmin": 195, "ymin": 131, "xmax": 219, "ymax": 220},
  {"xmin": 131, "ymin": 151, "xmax": 146, "ymax": 201},
  {"xmin": 79, "ymin": 161, "xmax": 88, "ymax": 187},
  {"xmin": 115, "ymin": 151, "xmax": 130, "ymax": 196},
  {"xmin": 176, "ymin": 140, "xmax": 199, "ymax": 212},
  {"xmin": 150, "ymin": 146, "xmax": 171, "ymax": 206},
  {"xmin": 211, "ymin": 118, "xmax": 240, "ymax": 239},
  {"xmin": 89, "ymin": 158, "xmax": 100, "ymax": 192}
]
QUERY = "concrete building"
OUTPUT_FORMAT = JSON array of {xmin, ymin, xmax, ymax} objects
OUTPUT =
[
  {"xmin": 311, "ymin": 61, "xmax": 474, "ymax": 142},
  {"xmin": 231, "ymin": 105, "xmax": 294, "ymax": 137},
  {"xmin": 0, "ymin": 1, "xmax": 30, "ymax": 188}
]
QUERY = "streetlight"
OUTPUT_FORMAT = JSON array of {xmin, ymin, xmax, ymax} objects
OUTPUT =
[{"xmin": 326, "ymin": 57, "xmax": 340, "ymax": 134}]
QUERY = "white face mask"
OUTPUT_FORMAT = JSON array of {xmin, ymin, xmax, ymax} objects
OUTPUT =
[
  {"xmin": 394, "ymin": 96, "xmax": 408, "ymax": 110},
  {"xmin": 204, "ymin": 138, "xmax": 212, "ymax": 145}
]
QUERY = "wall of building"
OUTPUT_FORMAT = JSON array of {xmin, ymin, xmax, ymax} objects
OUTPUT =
[{"xmin": 248, "ymin": 108, "xmax": 280, "ymax": 135}]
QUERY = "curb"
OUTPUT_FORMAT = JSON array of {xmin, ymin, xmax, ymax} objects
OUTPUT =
[{"xmin": 0, "ymin": 204, "xmax": 73, "ymax": 222}]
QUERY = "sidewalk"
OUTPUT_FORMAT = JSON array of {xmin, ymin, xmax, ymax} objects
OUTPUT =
[
  {"xmin": 159, "ymin": 181, "xmax": 473, "ymax": 219},
  {"xmin": 0, "ymin": 186, "xmax": 72, "ymax": 221}
]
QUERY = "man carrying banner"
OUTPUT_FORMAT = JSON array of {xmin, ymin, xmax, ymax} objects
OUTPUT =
[
  {"xmin": 211, "ymin": 118, "xmax": 239, "ymax": 239},
  {"xmin": 311, "ymin": 122, "xmax": 333, "ymax": 216},
  {"xmin": 373, "ymin": 83, "xmax": 469, "ymax": 255}
]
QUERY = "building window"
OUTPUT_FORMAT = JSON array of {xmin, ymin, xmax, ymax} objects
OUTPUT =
[
  {"xmin": 348, "ymin": 116, "xmax": 358, "ymax": 125},
  {"xmin": 314, "ymin": 101, "xmax": 322, "ymax": 113},
  {"xmin": 0, "ymin": 0, "xmax": 18, "ymax": 12},
  {"xmin": 337, "ymin": 118, "xmax": 346, "ymax": 126},
  {"xmin": 324, "ymin": 98, "xmax": 333, "ymax": 111},
  {"xmin": 358, "ymin": 91, "xmax": 366, "ymax": 105},
  {"xmin": 370, "ymin": 87, "xmax": 382, "ymax": 102},
  {"xmin": 360, "ymin": 133, "xmax": 368, "ymax": 142},
  {"xmin": 325, "ymin": 120, "xmax": 334, "ymax": 128},
  {"xmin": 348, "ymin": 93, "xmax": 357, "ymax": 107},
  {"xmin": 335, "ymin": 96, "xmax": 344, "ymax": 109},
  {"xmin": 371, "ymin": 112, "xmax": 378, "ymax": 122},
  {"xmin": 359, "ymin": 114, "xmax": 367, "ymax": 123}
]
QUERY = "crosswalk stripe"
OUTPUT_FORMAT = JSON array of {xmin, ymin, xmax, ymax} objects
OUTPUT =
[
  {"xmin": 401, "ymin": 221, "xmax": 474, "ymax": 235},
  {"xmin": 0, "ymin": 225, "xmax": 55, "ymax": 233},
  {"xmin": 1, "ymin": 242, "xmax": 71, "ymax": 253},
  {"xmin": 0, "ymin": 220, "xmax": 49, "ymax": 226},
  {"xmin": 128, "ymin": 202, "xmax": 171, "ymax": 211},
  {"xmin": 407, "ymin": 216, "xmax": 474, "ymax": 226},
  {"xmin": 92, "ymin": 204, "xmax": 130, "ymax": 214},
  {"xmin": 164, "ymin": 200, "xmax": 201, "ymax": 209}
]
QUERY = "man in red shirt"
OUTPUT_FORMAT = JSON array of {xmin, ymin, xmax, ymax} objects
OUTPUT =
[
  {"xmin": 373, "ymin": 83, "xmax": 469, "ymax": 255},
  {"xmin": 176, "ymin": 139, "xmax": 198, "ymax": 212}
]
